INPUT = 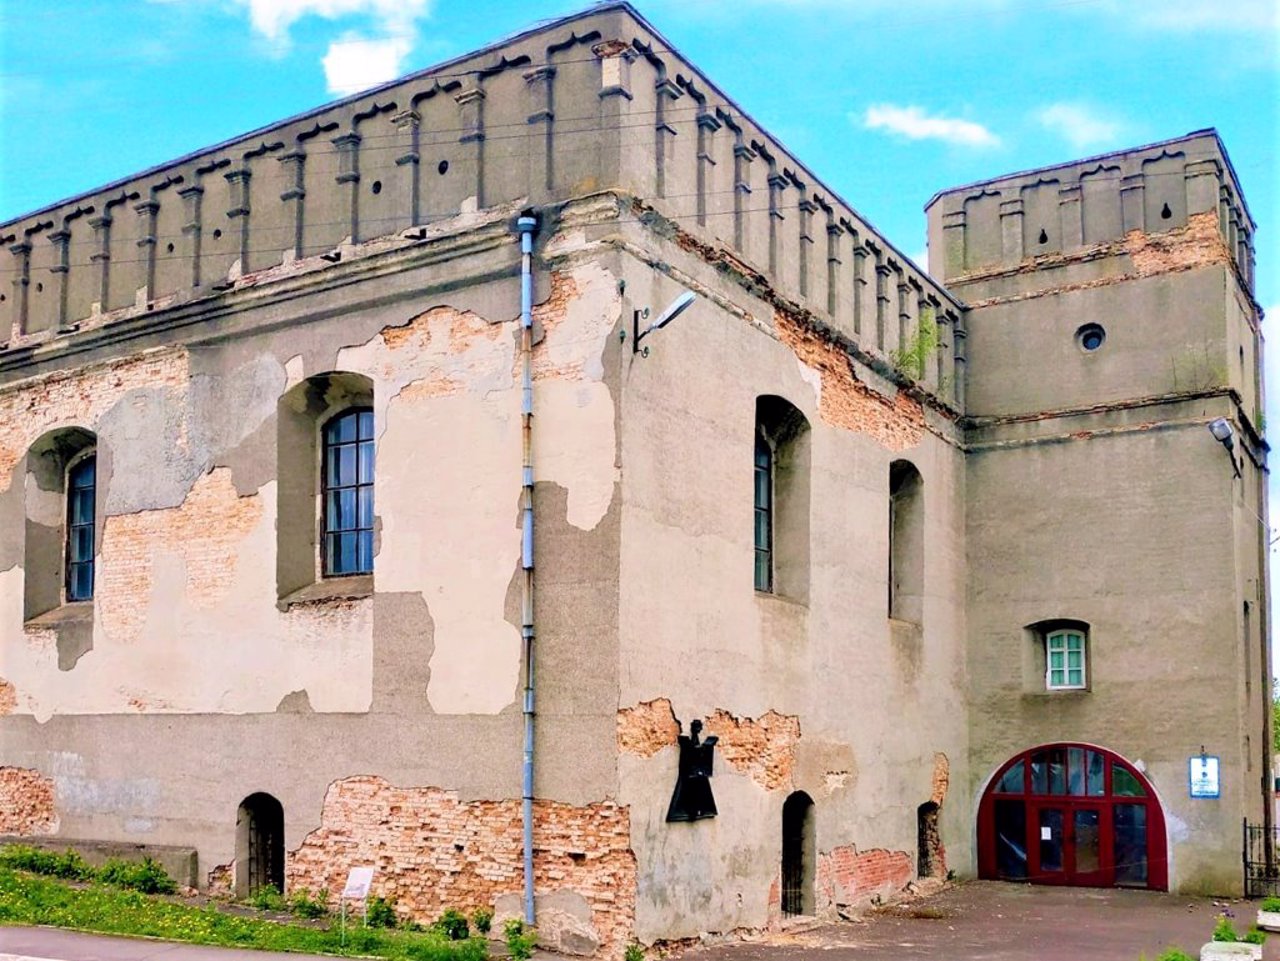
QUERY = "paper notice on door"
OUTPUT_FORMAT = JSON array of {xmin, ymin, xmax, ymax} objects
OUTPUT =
[{"xmin": 1040, "ymin": 826, "xmax": 1052, "ymax": 840}]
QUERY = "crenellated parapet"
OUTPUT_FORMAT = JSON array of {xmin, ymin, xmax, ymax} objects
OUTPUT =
[
  {"xmin": 0, "ymin": 2, "xmax": 962, "ymax": 407},
  {"xmin": 924, "ymin": 130, "xmax": 1257, "ymax": 296}
]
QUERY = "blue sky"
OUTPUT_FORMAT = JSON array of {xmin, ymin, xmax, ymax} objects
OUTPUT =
[{"xmin": 1, "ymin": 0, "xmax": 1278, "ymax": 629}]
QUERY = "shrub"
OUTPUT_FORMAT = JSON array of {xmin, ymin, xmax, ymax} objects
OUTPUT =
[
  {"xmin": 366, "ymin": 895, "xmax": 398, "ymax": 929},
  {"xmin": 0, "ymin": 846, "xmax": 93, "ymax": 881},
  {"xmin": 433, "ymin": 908, "xmax": 470, "ymax": 941},
  {"xmin": 625, "ymin": 942, "xmax": 645, "ymax": 961},
  {"xmin": 1212, "ymin": 912, "xmax": 1239, "ymax": 942},
  {"xmin": 504, "ymin": 918, "xmax": 537, "ymax": 961},
  {"xmin": 471, "ymin": 906, "xmax": 493, "ymax": 935},
  {"xmin": 1261, "ymin": 896, "xmax": 1280, "ymax": 912},
  {"xmin": 1153, "ymin": 950, "xmax": 1195, "ymax": 961},
  {"xmin": 1243, "ymin": 924, "xmax": 1267, "ymax": 945},
  {"xmin": 288, "ymin": 887, "xmax": 328, "ymax": 919},
  {"xmin": 97, "ymin": 857, "xmax": 177, "ymax": 895},
  {"xmin": 249, "ymin": 884, "xmax": 286, "ymax": 911}
]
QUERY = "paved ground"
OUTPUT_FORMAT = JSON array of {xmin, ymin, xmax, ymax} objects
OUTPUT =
[
  {"xmin": 0, "ymin": 928, "xmax": 336, "ymax": 961},
  {"xmin": 678, "ymin": 882, "xmax": 1278, "ymax": 961}
]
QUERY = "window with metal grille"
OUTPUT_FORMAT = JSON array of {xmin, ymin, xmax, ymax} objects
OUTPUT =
[
  {"xmin": 65, "ymin": 455, "xmax": 95, "ymax": 602},
  {"xmin": 322, "ymin": 408, "xmax": 374, "ymax": 576},
  {"xmin": 754, "ymin": 429, "xmax": 773, "ymax": 592},
  {"xmin": 1047, "ymin": 630, "xmax": 1087, "ymax": 689}
]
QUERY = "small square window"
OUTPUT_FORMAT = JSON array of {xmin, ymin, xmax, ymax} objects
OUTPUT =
[{"xmin": 1046, "ymin": 630, "xmax": 1087, "ymax": 690}]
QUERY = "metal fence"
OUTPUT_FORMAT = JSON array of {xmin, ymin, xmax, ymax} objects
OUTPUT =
[{"xmin": 1243, "ymin": 820, "xmax": 1280, "ymax": 898}]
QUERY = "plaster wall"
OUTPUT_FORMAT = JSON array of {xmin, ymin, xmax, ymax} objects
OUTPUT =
[{"xmin": 609, "ymin": 226, "xmax": 969, "ymax": 942}]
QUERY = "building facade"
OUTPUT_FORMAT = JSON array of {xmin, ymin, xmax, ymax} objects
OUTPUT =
[{"xmin": 0, "ymin": 3, "xmax": 1267, "ymax": 956}]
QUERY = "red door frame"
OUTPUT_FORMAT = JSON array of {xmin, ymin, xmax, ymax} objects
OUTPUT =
[{"xmin": 977, "ymin": 743, "xmax": 1168, "ymax": 891}]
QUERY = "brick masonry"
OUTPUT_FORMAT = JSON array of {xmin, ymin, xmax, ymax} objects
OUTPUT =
[
  {"xmin": 774, "ymin": 310, "xmax": 926, "ymax": 452},
  {"xmin": 704, "ymin": 709, "xmax": 801, "ymax": 792},
  {"xmin": 0, "ymin": 766, "xmax": 58, "ymax": 836},
  {"xmin": 616, "ymin": 698, "xmax": 679, "ymax": 759},
  {"xmin": 285, "ymin": 776, "xmax": 636, "ymax": 959},
  {"xmin": 816, "ymin": 844, "xmax": 914, "ymax": 912}
]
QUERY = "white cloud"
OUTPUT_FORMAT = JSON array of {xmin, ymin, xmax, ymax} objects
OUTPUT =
[
  {"xmin": 1035, "ymin": 103, "xmax": 1125, "ymax": 151},
  {"xmin": 862, "ymin": 104, "xmax": 1000, "ymax": 148},
  {"xmin": 322, "ymin": 33, "xmax": 412, "ymax": 96},
  {"xmin": 229, "ymin": 0, "xmax": 429, "ymax": 44}
]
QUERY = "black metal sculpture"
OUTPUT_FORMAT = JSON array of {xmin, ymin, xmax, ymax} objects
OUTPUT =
[{"xmin": 666, "ymin": 719, "xmax": 719, "ymax": 822}]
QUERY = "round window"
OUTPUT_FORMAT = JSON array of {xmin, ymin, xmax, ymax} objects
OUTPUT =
[{"xmin": 1076, "ymin": 324, "xmax": 1106, "ymax": 352}]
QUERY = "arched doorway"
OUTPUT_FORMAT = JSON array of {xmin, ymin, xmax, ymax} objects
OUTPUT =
[
  {"xmin": 977, "ymin": 744, "xmax": 1167, "ymax": 890},
  {"xmin": 781, "ymin": 791, "xmax": 815, "ymax": 916},
  {"xmin": 236, "ymin": 793, "xmax": 285, "ymax": 897}
]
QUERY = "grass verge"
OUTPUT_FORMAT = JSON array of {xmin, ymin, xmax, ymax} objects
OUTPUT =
[{"xmin": 0, "ymin": 867, "xmax": 488, "ymax": 960}]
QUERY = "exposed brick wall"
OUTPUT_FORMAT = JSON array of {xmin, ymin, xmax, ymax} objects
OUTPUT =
[
  {"xmin": 817, "ymin": 845, "xmax": 913, "ymax": 911},
  {"xmin": 704, "ymin": 709, "xmax": 801, "ymax": 792},
  {"xmin": 0, "ymin": 766, "xmax": 58, "ymax": 836},
  {"xmin": 98, "ymin": 468, "xmax": 263, "ymax": 646},
  {"xmin": 930, "ymin": 752, "xmax": 949, "ymax": 806},
  {"xmin": 616, "ymin": 698, "xmax": 679, "ymax": 758},
  {"xmin": 0, "ymin": 678, "xmax": 15, "ymax": 715},
  {"xmin": 1125, "ymin": 211, "xmax": 1231, "ymax": 276},
  {"xmin": 207, "ymin": 860, "xmax": 233, "ymax": 897},
  {"xmin": 0, "ymin": 348, "xmax": 188, "ymax": 492},
  {"xmin": 286, "ymin": 776, "xmax": 635, "ymax": 959},
  {"xmin": 774, "ymin": 311, "xmax": 925, "ymax": 451},
  {"xmin": 962, "ymin": 211, "xmax": 1235, "ymax": 309}
]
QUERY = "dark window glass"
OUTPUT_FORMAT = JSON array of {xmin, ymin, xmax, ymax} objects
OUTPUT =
[
  {"xmin": 993, "ymin": 799, "xmax": 1027, "ymax": 879},
  {"xmin": 754, "ymin": 430, "xmax": 772, "ymax": 592},
  {"xmin": 66, "ymin": 456, "xmax": 96, "ymax": 601},
  {"xmin": 995, "ymin": 760, "xmax": 1025, "ymax": 794},
  {"xmin": 1113, "ymin": 802, "xmax": 1148, "ymax": 885},
  {"xmin": 1068, "ymin": 747, "xmax": 1086, "ymax": 795},
  {"xmin": 323, "ymin": 409, "xmax": 374, "ymax": 576},
  {"xmin": 1112, "ymin": 765, "xmax": 1147, "ymax": 797},
  {"xmin": 1031, "ymin": 748, "xmax": 1067, "ymax": 795},
  {"xmin": 1087, "ymin": 750, "xmax": 1106, "ymax": 797},
  {"xmin": 1074, "ymin": 809, "xmax": 1101, "ymax": 873}
]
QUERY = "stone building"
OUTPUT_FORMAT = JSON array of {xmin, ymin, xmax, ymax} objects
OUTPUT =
[{"xmin": 0, "ymin": 2, "xmax": 1267, "ymax": 955}]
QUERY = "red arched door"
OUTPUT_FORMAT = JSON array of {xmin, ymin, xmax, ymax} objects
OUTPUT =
[{"xmin": 977, "ymin": 744, "xmax": 1167, "ymax": 890}]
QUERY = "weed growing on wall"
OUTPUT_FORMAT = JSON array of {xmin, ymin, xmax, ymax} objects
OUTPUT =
[
  {"xmin": 503, "ymin": 918, "xmax": 537, "ymax": 961},
  {"xmin": 890, "ymin": 306, "xmax": 939, "ymax": 381}
]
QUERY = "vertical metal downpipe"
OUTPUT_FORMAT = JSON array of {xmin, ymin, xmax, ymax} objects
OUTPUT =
[{"xmin": 517, "ymin": 214, "xmax": 538, "ymax": 927}]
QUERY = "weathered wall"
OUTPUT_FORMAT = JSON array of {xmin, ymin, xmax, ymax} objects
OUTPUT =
[
  {"xmin": 0, "ymin": 210, "xmax": 628, "ymax": 943},
  {"xmin": 608, "ymin": 213, "xmax": 969, "ymax": 942},
  {"xmin": 947, "ymin": 141, "xmax": 1268, "ymax": 893}
]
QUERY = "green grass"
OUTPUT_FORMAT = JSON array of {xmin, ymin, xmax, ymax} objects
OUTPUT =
[{"xmin": 0, "ymin": 867, "xmax": 488, "ymax": 960}]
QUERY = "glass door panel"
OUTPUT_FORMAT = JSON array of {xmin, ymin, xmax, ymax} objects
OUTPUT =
[
  {"xmin": 1113, "ymin": 803, "xmax": 1148, "ymax": 886},
  {"xmin": 994, "ymin": 799, "xmax": 1027, "ymax": 879},
  {"xmin": 1036, "ymin": 807, "xmax": 1065, "ymax": 878}
]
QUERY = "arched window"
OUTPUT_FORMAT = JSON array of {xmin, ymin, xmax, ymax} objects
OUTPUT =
[
  {"xmin": 65, "ymin": 454, "xmax": 96, "ymax": 601},
  {"xmin": 24, "ymin": 427, "xmax": 97, "ymax": 621},
  {"xmin": 754, "ymin": 396, "xmax": 810, "ymax": 600},
  {"xmin": 276, "ymin": 372, "xmax": 374, "ymax": 601},
  {"xmin": 888, "ymin": 460, "xmax": 923, "ymax": 623},
  {"xmin": 322, "ymin": 408, "xmax": 374, "ymax": 576}
]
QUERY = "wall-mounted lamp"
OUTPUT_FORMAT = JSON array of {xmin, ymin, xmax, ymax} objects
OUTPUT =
[
  {"xmin": 1207, "ymin": 417, "xmax": 1242, "ymax": 478},
  {"xmin": 629, "ymin": 290, "xmax": 696, "ymax": 357}
]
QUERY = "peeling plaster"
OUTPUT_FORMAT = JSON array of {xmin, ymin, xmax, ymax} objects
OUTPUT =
[{"xmin": 338, "ymin": 262, "xmax": 620, "ymax": 714}]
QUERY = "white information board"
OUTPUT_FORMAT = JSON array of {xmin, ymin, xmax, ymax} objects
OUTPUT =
[
  {"xmin": 342, "ymin": 866, "xmax": 375, "ymax": 899},
  {"xmin": 1189, "ymin": 755, "xmax": 1220, "ymax": 799}
]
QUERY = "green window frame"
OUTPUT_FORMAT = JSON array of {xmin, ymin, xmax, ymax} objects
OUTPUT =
[{"xmin": 1046, "ymin": 630, "xmax": 1087, "ymax": 690}]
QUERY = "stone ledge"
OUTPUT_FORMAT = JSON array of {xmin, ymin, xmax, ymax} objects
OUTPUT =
[{"xmin": 0, "ymin": 835, "xmax": 198, "ymax": 889}]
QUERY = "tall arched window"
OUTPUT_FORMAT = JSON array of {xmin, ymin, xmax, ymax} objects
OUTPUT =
[
  {"xmin": 322, "ymin": 408, "xmax": 374, "ymax": 577},
  {"xmin": 754, "ymin": 396, "xmax": 811, "ymax": 600},
  {"xmin": 888, "ymin": 460, "xmax": 923, "ymax": 623},
  {"xmin": 65, "ymin": 454, "xmax": 96, "ymax": 601},
  {"xmin": 277, "ymin": 372, "xmax": 374, "ymax": 601}
]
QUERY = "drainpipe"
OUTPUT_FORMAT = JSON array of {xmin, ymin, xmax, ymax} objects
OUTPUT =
[{"xmin": 517, "ymin": 213, "xmax": 538, "ymax": 927}]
